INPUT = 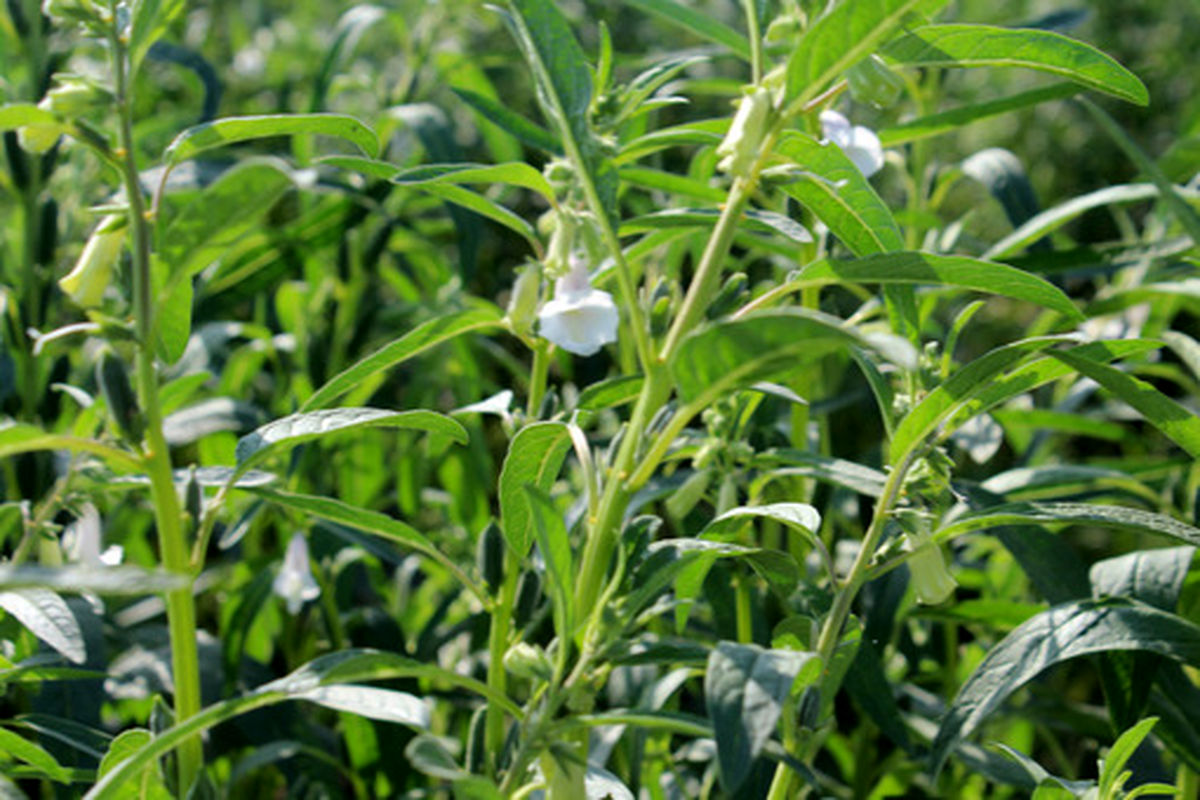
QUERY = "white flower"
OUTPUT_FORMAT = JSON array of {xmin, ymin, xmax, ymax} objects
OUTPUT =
[
  {"xmin": 63, "ymin": 504, "xmax": 123, "ymax": 566},
  {"xmin": 819, "ymin": 109, "xmax": 884, "ymax": 178},
  {"xmin": 273, "ymin": 534, "xmax": 320, "ymax": 614},
  {"xmin": 59, "ymin": 215, "xmax": 125, "ymax": 308},
  {"xmin": 537, "ymin": 256, "xmax": 619, "ymax": 357}
]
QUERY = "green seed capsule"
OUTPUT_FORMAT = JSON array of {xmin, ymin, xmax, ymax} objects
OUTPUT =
[
  {"xmin": 464, "ymin": 706, "xmax": 488, "ymax": 775},
  {"xmin": 513, "ymin": 570, "xmax": 541, "ymax": 629},
  {"xmin": 96, "ymin": 350, "xmax": 143, "ymax": 445},
  {"xmin": 707, "ymin": 272, "xmax": 748, "ymax": 319},
  {"xmin": 184, "ymin": 466, "xmax": 202, "ymax": 532},
  {"xmin": 476, "ymin": 520, "xmax": 505, "ymax": 592}
]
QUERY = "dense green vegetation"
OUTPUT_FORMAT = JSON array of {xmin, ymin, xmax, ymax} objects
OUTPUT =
[{"xmin": 2, "ymin": 0, "xmax": 1200, "ymax": 797}]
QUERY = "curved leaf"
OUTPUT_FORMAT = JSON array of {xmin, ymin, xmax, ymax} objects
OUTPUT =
[
  {"xmin": 298, "ymin": 685, "xmax": 430, "ymax": 728},
  {"xmin": 792, "ymin": 252, "xmax": 1081, "ymax": 320},
  {"xmin": 883, "ymin": 25, "xmax": 1148, "ymax": 105},
  {"xmin": 703, "ymin": 503, "xmax": 822, "ymax": 545},
  {"xmin": 620, "ymin": 207, "xmax": 812, "ymax": 244},
  {"xmin": 935, "ymin": 502, "xmax": 1200, "ymax": 548},
  {"xmin": 0, "ymin": 423, "xmax": 141, "ymax": 472},
  {"xmin": 878, "ymin": 83, "xmax": 1079, "ymax": 147},
  {"xmin": 0, "ymin": 103, "xmax": 59, "ymax": 131},
  {"xmin": 0, "ymin": 589, "xmax": 85, "ymax": 665},
  {"xmin": 931, "ymin": 598, "xmax": 1200, "ymax": 774},
  {"xmin": 236, "ymin": 408, "xmax": 466, "ymax": 470},
  {"xmin": 623, "ymin": 0, "xmax": 749, "ymax": 58},
  {"xmin": 391, "ymin": 162, "xmax": 556, "ymax": 205},
  {"xmin": 498, "ymin": 423, "xmax": 572, "ymax": 558},
  {"xmin": 302, "ymin": 307, "xmax": 504, "ymax": 411},
  {"xmin": 0, "ymin": 565, "xmax": 188, "ymax": 595},
  {"xmin": 164, "ymin": 113, "xmax": 379, "ymax": 165}
]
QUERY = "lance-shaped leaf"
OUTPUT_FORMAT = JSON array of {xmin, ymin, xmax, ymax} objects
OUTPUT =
[
  {"xmin": 931, "ymin": 598, "xmax": 1200, "ymax": 775},
  {"xmin": 498, "ymin": 423, "xmax": 572, "ymax": 558},
  {"xmin": 0, "ymin": 727, "xmax": 70, "ymax": 783},
  {"xmin": 1050, "ymin": 349, "xmax": 1200, "ymax": 457},
  {"xmin": 164, "ymin": 113, "xmax": 378, "ymax": 165},
  {"xmin": 934, "ymin": 502, "xmax": 1200, "ymax": 548},
  {"xmin": 879, "ymin": 83, "xmax": 1079, "ymax": 147},
  {"xmin": 621, "ymin": 207, "xmax": 812, "ymax": 244},
  {"xmin": 302, "ymin": 308, "xmax": 504, "ymax": 411},
  {"xmin": 623, "ymin": 0, "xmax": 749, "ymax": 58},
  {"xmin": 391, "ymin": 162, "xmax": 557, "ymax": 206},
  {"xmin": 672, "ymin": 308, "xmax": 917, "ymax": 408},
  {"xmin": 705, "ymin": 642, "xmax": 821, "ymax": 792},
  {"xmin": 0, "ymin": 589, "xmax": 85, "ymax": 665},
  {"xmin": 524, "ymin": 486, "xmax": 575, "ymax": 646},
  {"xmin": 235, "ymin": 408, "xmax": 466, "ymax": 472},
  {"xmin": 776, "ymin": 133, "xmax": 903, "ymax": 256},
  {"xmin": 0, "ymin": 423, "xmax": 141, "ymax": 472},
  {"xmin": 792, "ymin": 252, "xmax": 1081, "ymax": 320},
  {"xmin": 703, "ymin": 503, "xmax": 822, "ymax": 547},
  {"xmin": 882, "ymin": 25, "xmax": 1148, "ymax": 106},
  {"xmin": 452, "ymin": 87, "xmax": 561, "ymax": 153},
  {"xmin": 0, "ymin": 565, "xmax": 188, "ymax": 595},
  {"xmin": 298, "ymin": 685, "xmax": 430, "ymax": 728}
]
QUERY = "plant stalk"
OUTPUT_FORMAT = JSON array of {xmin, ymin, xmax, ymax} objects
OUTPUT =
[{"xmin": 111, "ymin": 31, "xmax": 204, "ymax": 792}]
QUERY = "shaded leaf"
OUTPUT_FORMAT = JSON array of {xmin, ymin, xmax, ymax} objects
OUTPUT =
[
  {"xmin": 0, "ymin": 589, "xmax": 86, "ymax": 664},
  {"xmin": 165, "ymin": 113, "xmax": 378, "ymax": 164},
  {"xmin": 498, "ymin": 423, "xmax": 572, "ymax": 558}
]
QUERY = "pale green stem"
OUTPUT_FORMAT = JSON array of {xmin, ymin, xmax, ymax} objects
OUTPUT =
[
  {"xmin": 111, "ymin": 29, "xmax": 204, "ymax": 792},
  {"xmin": 526, "ymin": 340, "xmax": 550, "ymax": 418},
  {"xmin": 485, "ymin": 556, "xmax": 519, "ymax": 776}
]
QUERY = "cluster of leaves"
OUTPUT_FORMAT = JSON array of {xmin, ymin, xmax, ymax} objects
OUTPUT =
[{"xmin": 1, "ymin": 0, "xmax": 1200, "ymax": 797}]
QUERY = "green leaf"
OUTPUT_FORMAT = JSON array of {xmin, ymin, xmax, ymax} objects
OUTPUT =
[
  {"xmin": 129, "ymin": 0, "xmax": 187, "ymax": 70},
  {"xmin": 0, "ymin": 589, "xmax": 85, "ymax": 665},
  {"xmin": 498, "ymin": 423, "xmax": 572, "ymax": 558},
  {"xmin": 506, "ymin": 0, "xmax": 592, "ymax": 149},
  {"xmin": 983, "ymin": 183, "xmax": 1167, "ymax": 259},
  {"xmin": 155, "ymin": 274, "xmax": 192, "ymax": 365},
  {"xmin": 882, "ymin": 25, "xmax": 1148, "ymax": 106},
  {"xmin": 889, "ymin": 335, "xmax": 1078, "ymax": 464},
  {"xmin": 623, "ymin": 0, "xmax": 749, "ymax": 58},
  {"xmin": 246, "ymin": 487, "xmax": 485, "ymax": 604},
  {"xmin": 235, "ymin": 408, "xmax": 466, "ymax": 471},
  {"xmin": 791, "ymin": 252, "xmax": 1081, "ymax": 320},
  {"xmin": 85, "ymin": 649, "xmax": 518, "ymax": 800},
  {"xmin": 391, "ymin": 162, "xmax": 557, "ymax": 205},
  {"xmin": 1049, "ymin": 349, "xmax": 1200, "ymax": 457},
  {"xmin": 577, "ymin": 375, "xmax": 643, "ymax": 411},
  {"xmin": 415, "ymin": 182, "xmax": 541, "ymax": 250},
  {"xmin": 756, "ymin": 449, "xmax": 888, "ymax": 498},
  {"xmin": 98, "ymin": 729, "xmax": 171, "ymax": 800},
  {"xmin": 0, "ymin": 727, "xmax": 70, "ymax": 783},
  {"xmin": 0, "ymin": 103, "xmax": 59, "ymax": 131},
  {"xmin": 878, "ymin": 83, "xmax": 1079, "ymax": 147},
  {"xmin": 620, "ymin": 207, "xmax": 811, "ymax": 244},
  {"xmin": 1091, "ymin": 547, "xmax": 1195, "ymax": 611},
  {"xmin": 672, "ymin": 308, "xmax": 917, "ymax": 408},
  {"xmin": 0, "ymin": 423, "xmax": 142, "ymax": 472},
  {"xmin": 776, "ymin": 133, "xmax": 903, "ymax": 255},
  {"xmin": 1079, "ymin": 98, "xmax": 1200, "ymax": 245},
  {"xmin": 524, "ymin": 486, "xmax": 575, "ymax": 646},
  {"xmin": 451, "ymin": 87, "xmax": 561, "ymax": 154},
  {"xmin": 164, "ymin": 114, "xmax": 379, "ymax": 165},
  {"xmin": 302, "ymin": 307, "xmax": 504, "ymax": 411},
  {"xmin": 159, "ymin": 160, "xmax": 294, "ymax": 283},
  {"xmin": 0, "ymin": 565, "xmax": 188, "ymax": 595},
  {"xmin": 705, "ymin": 642, "xmax": 820, "ymax": 792},
  {"xmin": 1100, "ymin": 717, "xmax": 1160, "ymax": 798},
  {"xmin": 702, "ymin": 503, "xmax": 822, "ymax": 547},
  {"xmin": 935, "ymin": 502, "xmax": 1200, "ymax": 548},
  {"xmin": 311, "ymin": 5, "xmax": 389, "ymax": 112},
  {"xmin": 931, "ymin": 597, "xmax": 1200, "ymax": 774},
  {"xmin": 786, "ymin": 0, "xmax": 948, "ymax": 107},
  {"xmin": 298, "ymin": 685, "xmax": 430, "ymax": 727}
]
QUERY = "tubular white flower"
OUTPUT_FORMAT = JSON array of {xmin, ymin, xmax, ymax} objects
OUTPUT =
[
  {"xmin": 64, "ymin": 504, "xmax": 123, "ymax": 566},
  {"xmin": 59, "ymin": 215, "xmax": 125, "ymax": 308},
  {"xmin": 273, "ymin": 534, "xmax": 320, "ymax": 614},
  {"xmin": 537, "ymin": 255, "xmax": 619, "ymax": 357},
  {"xmin": 819, "ymin": 109, "xmax": 885, "ymax": 178}
]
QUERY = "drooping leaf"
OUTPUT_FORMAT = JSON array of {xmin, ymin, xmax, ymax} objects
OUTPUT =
[
  {"xmin": 0, "ymin": 423, "xmax": 142, "ymax": 472},
  {"xmin": 298, "ymin": 685, "xmax": 430, "ymax": 727},
  {"xmin": 0, "ymin": 727, "xmax": 70, "ymax": 783},
  {"xmin": 791, "ymin": 252, "xmax": 1081, "ymax": 320},
  {"xmin": 451, "ymin": 87, "xmax": 562, "ymax": 153},
  {"xmin": 0, "ymin": 589, "xmax": 85, "ymax": 664},
  {"xmin": 1090, "ymin": 547, "xmax": 1195, "ymax": 611},
  {"xmin": 302, "ymin": 308, "xmax": 504, "ymax": 411},
  {"xmin": 391, "ymin": 162, "xmax": 557, "ymax": 205},
  {"xmin": 524, "ymin": 486, "xmax": 575, "ymax": 646},
  {"xmin": 498, "ymin": 423, "xmax": 572, "ymax": 558},
  {"xmin": 882, "ymin": 25, "xmax": 1149, "ymax": 105},
  {"xmin": 705, "ymin": 642, "xmax": 820, "ymax": 792},
  {"xmin": 702, "ymin": 504, "xmax": 822, "ymax": 548},
  {"xmin": 164, "ymin": 113, "xmax": 379, "ymax": 165},
  {"xmin": 935, "ymin": 502, "xmax": 1200, "ymax": 548},
  {"xmin": 235, "ymin": 408, "xmax": 466, "ymax": 471},
  {"xmin": 931, "ymin": 597, "xmax": 1200, "ymax": 774}
]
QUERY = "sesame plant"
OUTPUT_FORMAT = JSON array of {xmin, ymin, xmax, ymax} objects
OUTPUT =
[{"xmin": 2, "ymin": 0, "xmax": 1200, "ymax": 797}]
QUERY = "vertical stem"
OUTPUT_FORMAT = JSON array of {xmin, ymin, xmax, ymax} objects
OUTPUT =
[
  {"xmin": 110, "ymin": 31, "xmax": 204, "ymax": 792},
  {"xmin": 485, "ymin": 556, "xmax": 519, "ymax": 776},
  {"xmin": 526, "ymin": 341, "xmax": 550, "ymax": 418}
]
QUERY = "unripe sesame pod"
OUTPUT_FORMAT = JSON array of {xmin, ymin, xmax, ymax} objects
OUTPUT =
[
  {"xmin": 59, "ymin": 215, "xmax": 124, "ymax": 308},
  {"xmin": 513, "ymin": 570, "xmax": 541, "ymax": 629},
  {"xmin": 96, "ymin": 349, "xmax": 143, "ymax": 445},
  {"xmin": 707, "ymin": 272, "xmax": 748, "ymax": 319},
  {"xmin": 476, "ymin": 520, "xmax": 505, "ymax": 592},
  {"xmin": 184, "ymin": 466, "xmax": 202, "ymax": 533},
  {"xmin": 503, "ymin": 641, "xmax": 552, "ymax": 682},
  {"xmin": 464, "ymin": 706, "xmax": 488, "ymax": 775},
  {"xmin": 716, "ymin": 86, "xmax": 773, "ymax": 178}
]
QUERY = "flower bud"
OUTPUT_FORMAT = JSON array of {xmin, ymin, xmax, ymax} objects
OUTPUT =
[
  {"xmin": 60, "ymin": 215, "xmax": 125, "ymax": 308},
  {"xmin": 505, "ymin": 264, "xmax": 541, "ymax": 337},
  {"xmin": 717, "ymin": 86, "xmax": 773, "ymax": 177},
  {"xmin": 476, "ymin": 520, "xmax": 505, "ymax": 592},
  {"xmin": 503, "ymin": 641, "xmax": 552, "ymax": 682},
  {"xmin": 96, "ymin": 349, "xmax": 143, "ymax": 446},
  {"xmin": 273, "ymin": 534, "xmax": 321, "ymax": 614},
  {"xmin": 42, "ymin": 77, "xmax": 109, "ymax": 117},
  {"xmin": 542, "ymin": 212, "xmax": 576, "ymax": 279}
]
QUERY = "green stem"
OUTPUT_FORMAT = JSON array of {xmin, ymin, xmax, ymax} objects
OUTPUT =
[
  {"xmin": 741, "ymin": 0, "xmax": 763, "ymax": 85},
  {"xmin": 110, "ymin": 31, "xmax": 204, "ymax": 792},
  {"xmin": 485, "ymin": 555, "xmax": 519, "ymax": 777},
  {"xmin": 526, "ymin": 341, "xmax": 550, "ymax": 418}
]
